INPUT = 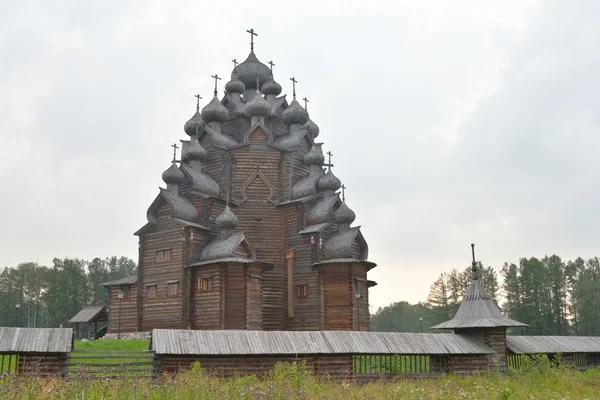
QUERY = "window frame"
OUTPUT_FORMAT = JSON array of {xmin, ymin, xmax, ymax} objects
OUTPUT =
[
  {"xmin": 295, "ymin": 283, "xmax": 308, "ymax": 298},
  {"xmin": 146, "ymin": 284, "xmax": 157, "ymax": 298},
  {"xmin": 155, "ymin": 248, "xmax": 172, "ymax": 263},
  {"xmin": 197, "ymin": 276, "xmax": 213, "ymax": 292}
]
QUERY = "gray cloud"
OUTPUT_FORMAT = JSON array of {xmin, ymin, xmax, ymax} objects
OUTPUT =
[{"xmin": 1, "ymin": 0, "xmax": 598, "ymax": 310}]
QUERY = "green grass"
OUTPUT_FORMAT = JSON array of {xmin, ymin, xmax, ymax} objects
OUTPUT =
[
  {"xmin": 0, "ymin": 354, "xmax": 18, "ymax": 374},
  {"xmin": 1, "ymin": 361, "xmax": 600, "ymax": 399},
  {"xmin": 67, "ymin": 339, "xmax": 153, "ymax": 377},
  {"xmin": 74, "ymin": 339, "xmax": 150, "ymax": 351}
]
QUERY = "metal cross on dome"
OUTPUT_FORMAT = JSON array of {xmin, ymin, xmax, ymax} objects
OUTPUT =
[
  {"xmin": 341, "ymin": 184, "xmax": 346, "ymax": 202},
  {"xmin": 268, "ymin": 60, "xmax": 275, "ymax": 72},
  {"xmin": 171, "ymin": 143, "xmax": 179, "ymax": 162},
  {"xmin": 211, "ymin": 74, "xmax": 222, "ymax": 95},
  {"xmin": 302, "ymin": 97, "xmax": 309, "ymax": 111},
  {"xmin": 290, "ymin": 77, "xmax": 298, "ymax": 99},
  {"xmin": 231, "ymin": 58, "xmax": 238, "ymax": 71},
  {"xmin": 194, "ymin": 94, "xmax": 202, "ymax": 111},
  {"xmin": 246, "ymin": 28, "xmax": 257, "ymax": 52}
]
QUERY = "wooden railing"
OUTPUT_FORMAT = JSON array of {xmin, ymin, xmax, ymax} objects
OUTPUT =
[
  {"xmin": 64, "ymin": 349, "xmax": 157, "ymax": 378},
  {"xmin": 352, "ymin": 355, "xmax": 446, "ymax": 376},
  {"xmin": 0, "ymin": 354, "xmax": 19, "ymax": 375}
]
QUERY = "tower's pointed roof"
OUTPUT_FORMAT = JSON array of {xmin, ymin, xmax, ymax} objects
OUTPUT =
[{"xmin": 430, "ymin": 244, "xmax": 528, "ymax": 330}]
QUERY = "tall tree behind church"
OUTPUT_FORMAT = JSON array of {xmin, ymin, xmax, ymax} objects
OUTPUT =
[{"xmin": 43, "ymin": 258, "xmax": 89, "ymax": 327}]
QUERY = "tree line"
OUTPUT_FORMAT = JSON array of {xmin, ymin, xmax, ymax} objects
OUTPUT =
[
  {"xmin": 1, "ymin": 257, "xmax": 136, "ymax": 328},
  {"xmin": 370, "ymin": 255, "xmax": 600, "ymax": 336}
]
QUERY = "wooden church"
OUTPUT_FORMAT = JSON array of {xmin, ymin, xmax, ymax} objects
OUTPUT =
[{"xmin": 103, "ymin": 30, "xmax": 376, "ymax": 333}]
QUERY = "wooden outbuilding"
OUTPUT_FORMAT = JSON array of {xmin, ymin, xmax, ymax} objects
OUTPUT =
[
  {"xmin": 151, "ymin": 329, "xmax": 494, "ymax": 378},
  {"xmin": 68, "ymin": 306, "xmax": 108, "ymax": 339},
  {"xmin": 430, "ymin": 245, "xmax": 528, "ymax": 373},
  {"xmin": 0, "ymin": 327, "xmax": 73, "ymax": 375}
]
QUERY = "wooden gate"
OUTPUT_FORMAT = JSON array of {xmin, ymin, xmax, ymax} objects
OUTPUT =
[{"xmin": 65, "ymin": 349, "xmax": 156, "ymax": 378}]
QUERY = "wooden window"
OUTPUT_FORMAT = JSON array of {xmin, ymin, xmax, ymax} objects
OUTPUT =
[
  {"xmin": 167, "ymin": 281, "xmax": 179, "ymax": 296},
  {"xmin": 286, "ymin": 250, "xmax": 295, "ymax": 318},
  {"xmin": 250, "ymin": 276, "xmax": 262, "ymax": 290},
  {"xmin": 146, "ymin": 285, "xmax": 157, "ymax": 298},
  {"xmin": 355, "ymin": 279, "xmax": 365, "ymax": 297},
  {"xmin": 198, "ymin": 277, "xmax": 212, "ymax": 291},
  {"xmin": 118, "ymin": 287, "xmax": 129, "ymax": 300},
  {"xmin": 156, "ymin": 248, "xmax": 172, "ymax": 263},
  {"xmin": 295, "ymin": 284, "xmax": 308, "ymax": 297}
]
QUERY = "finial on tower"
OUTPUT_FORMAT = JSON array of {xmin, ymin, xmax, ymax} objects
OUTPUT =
[
  {"xmin": 268, "ymin": 60, "xmax": 275, "ymax": 72},
  {"xmin": 171, "ymin": 143, "xmax": 179, "ymax": 162},
  {"xmin": 231, "ymin": 58, "xmax": 238, "ymax": 71},
  {"xmin": 471, "ymin": 243, "xmax": 479, "ymax": 280},
  {"xmin": 211, "ymin": 74, "xmax": 222, "ymax": 96},
  {"xmin": 194, "ymin": 94, "xmax": 202, "ymax": 111},
  {"xmin": 341, "ymin": 184, "xmax": 346, "ymax": 202},
  {"xmin": 302, "ymin": 97, "xmax": 309, "ymax": 111},
  {"xmin": 246, "ymin": 28, "xmax": 257, "ymax": 52},
  {"xmin": 326, "ymin": 150, "xmax": 333, "ymax": 167},
  {"xmin": 290, "ymin": 77, "xmax": 297, "ymax": 99}
]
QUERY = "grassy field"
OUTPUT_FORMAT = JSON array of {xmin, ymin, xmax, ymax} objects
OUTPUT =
[
  {"xmin": 1, "ymin": 358, "xmax": 599, "ymax": 399},
  {"xmin": 2, "ymin": 341, "xmax": 599, "ymax": 398}
]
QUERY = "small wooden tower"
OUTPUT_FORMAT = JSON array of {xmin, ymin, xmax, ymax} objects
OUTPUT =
[{"xmin": 430, "ymin": 244, "xmax": 527, "ymax": 371}]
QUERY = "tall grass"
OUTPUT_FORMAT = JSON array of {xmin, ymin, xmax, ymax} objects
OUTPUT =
[{"xmin": 1, "ymin": 361, "xmax": 599, "ymax": 399}]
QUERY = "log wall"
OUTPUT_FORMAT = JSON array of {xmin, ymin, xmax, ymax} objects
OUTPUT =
[
  {"xmin": 156, "ymin": 354, "xmax": 353, "ymax": 379},
  {"xmin": 139, "ymin": 202, "xmax": 185, "ymax": 331},
  {"xmin": 18, "ymin": 353, "xmax": 68, "ymax": 376},
  {"xmin": 107, "ymin": 285, "xmax": 138, "ymax": 333},
  {"xmin": 455, "ymin": 328, "xmax": 507, "ymax": 371}
]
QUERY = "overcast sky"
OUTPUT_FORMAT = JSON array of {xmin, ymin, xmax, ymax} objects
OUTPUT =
[{"xmin": 2, "ymin": 0, "xmax": 599, "ymax": 311}]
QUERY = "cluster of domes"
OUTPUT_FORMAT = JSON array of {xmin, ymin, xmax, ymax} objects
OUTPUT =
[
  {"xmin": 216, "ymin": 205, "xmax": 238, "ymax": 230},
  {"xmin": 233, "ymin": 52, "xmax": 273, "ymax": 89},
  {"xmin": 304, "ymin": 145, "xmax": 325, "ymax": 166},
  {"xmin": 184, "ymin": 110, "xmax": 205, "ymax": 136},
  {"xmin": 282, "ymin": 99, "xmax": 309, "ymax": 125},
  {"xmin": 201, "ymin": 95, "xmax": 229, "ymax": 123},
  {"xmin": 333, "ymin": 202, "xmax": 356, "ymax": 225},
  {"xmin": 225, "ymin": 73, "xmax": 246, "ymax": 94},
  {"xmin": 244, "ymin": 87, "xmax": 271, "ymax": 118},
  {"xmin": 162, "ymin": 162, "xmax": 185, "ymax": 185},
  {"xmin": 184, "ymin": 137, "xmax": 207, "ymax": 161},
  {"xmin": 261, "ymin": 78, "xmax": 282, "ymax": 96},
  {"xmin": 318, "ymin": 169, "xmax": 341, "ymax": 191}
]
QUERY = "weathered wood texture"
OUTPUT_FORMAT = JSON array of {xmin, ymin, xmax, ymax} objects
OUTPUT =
[
  {"xmin": 455, "ymin": 328, "xmax": 507, "ymax": 371},
  {"xmin": 18, "ymin": 353, "xmax": 68, "ymax": 375},
  {"xmin": 446, "ymin": 354, "xmax": 490, "ymax": 375},
  {"xmin": 139, "ymin": 201, "xmax": 185, "ymax": 331},
  {"xmin": 156, "ymin": 354, "xmax": 354, "ymax": 379},
  {"xmin": 107, "ymin": 286, "xmax": 138, "ymax": 333}
]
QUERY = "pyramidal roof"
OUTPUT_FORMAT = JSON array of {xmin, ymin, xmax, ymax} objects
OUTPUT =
[{"xmin": 430, "ymin": 245, "xmax": 528, "ymax": 330}]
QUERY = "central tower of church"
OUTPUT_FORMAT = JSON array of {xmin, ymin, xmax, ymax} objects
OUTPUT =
[{"xmin": 106, "ymin": 30, "xmax": 376, "ymax": 332}]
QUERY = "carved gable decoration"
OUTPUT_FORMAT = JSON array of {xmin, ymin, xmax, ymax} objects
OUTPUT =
[{"xmin": 240, "ymin": 167, "xmax": 275, "ymax": 204}]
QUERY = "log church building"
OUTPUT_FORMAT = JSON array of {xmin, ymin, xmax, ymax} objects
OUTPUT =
[{"xmin": 103, "ymin": 30, "xmax": 376, "ymax": 333}]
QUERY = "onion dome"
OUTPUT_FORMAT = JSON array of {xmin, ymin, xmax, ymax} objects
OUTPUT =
[
  {"xmin": 318, "ymin": 168, "xmax": 342, "ymax": 191},
  {"xmin": 216, "ymin": 205, "xmax": 238, "ymax": 230},
  {"xmin": 184, "ymin": 111, "xmax": 205, "ymax": 136},
  {"xmin": 244, "ymin": 89, "xmax": 271, "ymax": 118},
  {"xmin": 333, "ymin": 202, "xmax": 356, "ymax": 225},
  {"xmin": 233, "ymin": 52, "xmax": 272, "ymax": 90},
  {"xmin": 282, "ymin": 99, "xmax": 309, "ymax": 125},
  {"xmin": 304, "ymin": 145, "xmax": 325, "ymax": 166},
  {"xmin": 185, "ymin": 138, "xmax": 207, "ymax": 161},
  {"xmin": 261, "ymin": 78, "xmax": 282, "ymax": 96},
  {"xmin": 162, "ymin": 163, "xmax": 185, "ymax": 185},
  {"xmin": 201, "ymin": 95, "xmax": 229, "ymax": 123},
  {"xmin": 303, "ymin": 118, "xmax": 320, "ymax": 139},
  {"xmin": 225, "ymin": 74, "xmax": 246, "ymax": 94}
]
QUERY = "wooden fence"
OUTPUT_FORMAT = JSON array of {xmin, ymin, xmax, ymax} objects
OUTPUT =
[
  {"xmin": 64, "ymin": 349, "xmax": 157, "ymax": 378},
  {"xmin": 0, "ymin": 354, "xmax": 19, "ymax": 374}
]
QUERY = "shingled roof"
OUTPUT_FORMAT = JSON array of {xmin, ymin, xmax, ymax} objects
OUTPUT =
[
  {"xmin": 68, "ymin": 306, "xmax": 108, "ymax": 324},
  {"xmin": 431, "ymin": 245, "xmax": 527, "ymax": 330},
  {"xmin": 152, "ymin": 329, "xmax": 494, "ymax": 355},
  {"xmin": 0, "ymin": 328, "xmax": 73, "ymax": 353},
  {"xmin": 507, "ymin": 336, "xmax": 600, "ymax": 354},
  {"xmin": 102, "ymin": 275, "xmax": 137, "ymax": 287}
]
